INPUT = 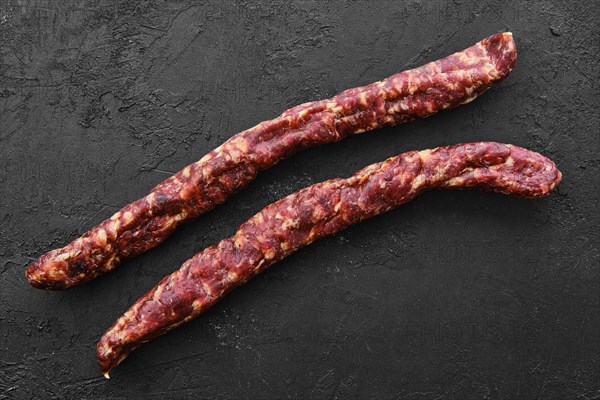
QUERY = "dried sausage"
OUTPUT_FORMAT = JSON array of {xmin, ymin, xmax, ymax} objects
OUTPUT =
[
  {"xmin": 26, "ymin": 33, "xmax": 517, "ymax": 289},
  {"xmin": 96, "ymin": 142, "xmax": 561, "ymax": 376}
]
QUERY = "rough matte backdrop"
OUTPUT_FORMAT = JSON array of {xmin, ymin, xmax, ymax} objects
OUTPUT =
[{"xmin": 1, "ymin": 0, "xmax": 598, "ymax": 399}]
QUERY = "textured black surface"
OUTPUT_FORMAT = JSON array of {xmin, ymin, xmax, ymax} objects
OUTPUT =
[{"xmin": 1, "ymin": 1, "xmax": 598, "ymax": 399}]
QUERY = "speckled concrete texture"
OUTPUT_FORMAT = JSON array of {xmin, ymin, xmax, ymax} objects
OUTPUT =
[{"xmin": 0, "ymin": 1, "xmax": 598, "ymax": 399}]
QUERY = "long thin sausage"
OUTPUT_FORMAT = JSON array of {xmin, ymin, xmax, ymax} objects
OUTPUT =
[
  {"xmin": 26, "ymin": 33, "xmax": 517, "ymax": 290},
  {"xmin": 97, "ymin": 142, "xmax": 561, "ymax": 376}
]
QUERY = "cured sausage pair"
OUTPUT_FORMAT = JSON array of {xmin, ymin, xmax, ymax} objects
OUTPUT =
[
  {"xmin": 24, "ymin": 32, "xmax": 562, "ymax": 376},
  {"xmin": 27, "ymin": 32, "xmax": 516, "ymax": 289}
]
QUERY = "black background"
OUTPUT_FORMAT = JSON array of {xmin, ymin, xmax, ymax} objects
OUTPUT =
[{"xmin": 1, "ymin": 1, "xmax": 598, "ymax": 399}]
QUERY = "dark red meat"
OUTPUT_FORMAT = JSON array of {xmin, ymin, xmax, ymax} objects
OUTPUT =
[
  {"xmin": 97, "ymin": 142, "xmax": 561, "ymax": 376},
  {"xmin": 26, "ymin": 33, "xmax": 517, "ymax": 289}
]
